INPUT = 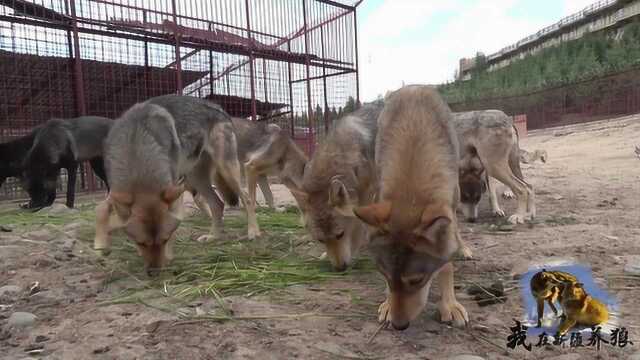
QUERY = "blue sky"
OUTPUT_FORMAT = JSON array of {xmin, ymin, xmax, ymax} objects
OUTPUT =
[{"xmin": 357, "ymin": 0, "xmax": 597, "ymax": 100}]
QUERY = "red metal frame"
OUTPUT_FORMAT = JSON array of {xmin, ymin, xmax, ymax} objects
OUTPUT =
[{"xmin": 0, "ymin": 0, "xmax": 362, "ymax": 201}]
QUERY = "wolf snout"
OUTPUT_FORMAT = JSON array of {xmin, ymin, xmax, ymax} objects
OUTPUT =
[
  {"xmin": 334, "ymin": 262, "xmax": 348, "ymax": 272},
  {"xmin": 392, "ymin": 321, "xmax": 410, "ymax": 331},
  {"xmin": 146, "ymin": 267, "xmax": 161, "ymax": 277}
]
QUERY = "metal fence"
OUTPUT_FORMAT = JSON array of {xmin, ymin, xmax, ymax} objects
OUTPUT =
[
  {"xmin": 0, "ymin": 0, "xmax": 361, "ymax": 201},
  {"xmin": 449, "ymin": 65, "xmax": 640, "ymax": 130}
]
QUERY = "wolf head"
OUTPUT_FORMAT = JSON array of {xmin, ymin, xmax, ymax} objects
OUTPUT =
[
  {"xmin": 560, "ymin": 282, "xmax": 587, "ymax": 302},
  {"xmin": 110, "ymin": 184, "xmax": 184, "ymax": 275},
  {"xmin": 458, "ymin": 155, "xmax": 486, "ymax": 222},
  {"xmin": 354, "ymin": 200, "xmax": 459, "ymax": 330},
  {"xmin": 295, "ymin": 175, "xmax": 367, "ymax": 272}
]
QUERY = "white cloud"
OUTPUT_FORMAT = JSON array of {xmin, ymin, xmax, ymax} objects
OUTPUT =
[{"xmin": 358, "ymin": 0, "xmax": 593, "ymax": 101}]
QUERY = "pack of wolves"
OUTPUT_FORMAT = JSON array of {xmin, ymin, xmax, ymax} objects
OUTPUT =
[{"xmin": 1, "ymin": 85, "xmax": 544, "ymax": 331}]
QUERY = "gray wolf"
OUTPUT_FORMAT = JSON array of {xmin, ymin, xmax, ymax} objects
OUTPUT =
[
  {"xmin": 292, "ymin": 101, "xmax": 384, "ymax": 271},
  {"xmin": 520, "ymin": 148, "xmax": 547, "ymax": 164},
  {"xmin": 353, "ymin": 85, "xmax": 468, "ymax": 330},
  {"xmin": 453, "ymin": 110, "xmax": 535, "ymax": 224},
  {"xmin": 94, "ymin": 95, "xmax": 259, "ymax": 275},
  {"xmin": 192, "ymin": 117, "xmax": 308, "ymax": 221},
  {"xmin": 21, "ymin": 116, "xmax": 112, "ymax": 209}
]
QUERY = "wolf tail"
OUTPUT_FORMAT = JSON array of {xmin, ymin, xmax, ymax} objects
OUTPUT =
[{"xmin": 213, "ymin": 171, "xmax": 240, "ymax": 207}]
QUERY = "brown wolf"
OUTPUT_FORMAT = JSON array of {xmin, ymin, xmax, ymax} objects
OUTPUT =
[
  {"xmin": 293, "ymin": 101, "xmax": 384, "ymax": 271},
  {"xmin": 94, "ymin": 95, "xmax": 260, "ymax": 275},
  {"xmin": 453, "ymin": 110, "xmax": 535, "ymax": 224},
  {"xmin": 353, "ymin": 85, "xmax": 468, "ymax": 330}
]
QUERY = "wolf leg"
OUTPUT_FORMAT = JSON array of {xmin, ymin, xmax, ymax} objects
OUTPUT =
[
  {"xmin": 189, "ymin": 156, "xmax": 225, "ymax": 242},
  {"xmin": 486, "ymin": 164, "xmax": 532, "ymax": 224},
  {"xmin": 65, "ymin": 163, "xmax": 78, "ymax": 208},
  {"xmin": 486, "ymin": 176, "xmax": 505, "ymax": 217},
  {"xmin": 257, "ymin": 174, "xmax": 274, "ymax": 208},
  {"xmin": 210, "ymin": 126, "xmax": 261, "ymax": 240},
  {"xmin": 437, "ymin": 262, "xmax": 469, "ymax": 328},
  {"xmin": 94, "ymin": 199, "xmax": 112, "ymax": 255}
]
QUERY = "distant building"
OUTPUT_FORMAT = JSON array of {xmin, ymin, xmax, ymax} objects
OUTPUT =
[{"xmin": 458, "ymin": 0, "xmax": 640, "ymax": 80}]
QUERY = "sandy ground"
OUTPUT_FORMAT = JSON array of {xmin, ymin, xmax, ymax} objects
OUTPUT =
[{"xmin": 1, "ymin": 114, "xmax": 640, "ymax": 360}]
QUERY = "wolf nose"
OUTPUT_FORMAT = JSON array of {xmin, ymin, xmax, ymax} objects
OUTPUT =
[
  {"xmin": 466, "ymin": 217, "xmax": 477, "ymax": 223},
  {"xmin": 392, "ymin": 321, "xmax": 410, "ymax": 331},
  {"xmin": 146, "ymin": 267, "xmax": 161, "ymax": 277},
  {"xmin": 334, "ymin": 262, "xmax": 348, "ymax": 272}
]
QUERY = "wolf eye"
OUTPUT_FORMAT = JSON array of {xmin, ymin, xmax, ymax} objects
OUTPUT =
[
  {"xmin": 404, "ymin": 276, "xmax": 425, "ymax": 287},
  {"xmin": 335, "ymin": 230, "xmax": 345, "ymax": 240}
]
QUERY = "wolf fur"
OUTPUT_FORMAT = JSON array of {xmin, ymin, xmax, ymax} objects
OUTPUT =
[
  {"xmin": 453, "ymin": 110, "xmax": 535, "ymax": 224},
  {"xmin": 294, "ymin": 100, "xmax": 384, "ymax": 271},
  {"xmin": 353, "ymin": 85, "xmax": 469, "ymax": 330},
  {"xmin": 94, "ymin": 95, "xmax": 260, "ymax": 275},
  {"xmin": 193, "ymin": 117, "xmax": 308, "ymax": 216},
  {"xmin": 22, "ymin": 116, "xmax": 112, "ymax": 209}
]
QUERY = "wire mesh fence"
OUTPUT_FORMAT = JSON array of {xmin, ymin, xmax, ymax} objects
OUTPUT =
[{"xmin": 0, "ymin": 0, "xmax": 359, "ymax": 201}]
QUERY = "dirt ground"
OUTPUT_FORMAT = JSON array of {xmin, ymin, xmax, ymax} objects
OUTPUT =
[{"xmin": 1, "ymin": 114, "xmax": 640, "ymax": 360}]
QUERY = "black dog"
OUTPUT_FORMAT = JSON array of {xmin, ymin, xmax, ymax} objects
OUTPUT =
[{"xmin": 21, "ymin": 116, "xmax": 113, "ymax": 209}]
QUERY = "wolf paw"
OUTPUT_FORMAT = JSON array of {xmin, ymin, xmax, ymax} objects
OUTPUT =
[
  {"xmin": 457, "ymin": 244, "xmax": 473, "ymax": 259},
  {"xmin": 94, "ymin": 247, "xmax": 111, "ymax": 257},
  {"xmin": 508, "ymin": 213, "xmax": 525, "ymax": 224},
  {"xmin": 197, "ymin": 234, "xmax": 220, "ymax": 243},
  {"xmin": 247, "ymin": 227, "xmax": 262, "ymax": 240},
  {"xmin": 378, "ymin": 298, "xmax": 392, "ymax": 324},
  {"xmin": 502, "ymin": 190, "xmax": 515, "ymax": 199},
  {"xmin": 493, "ymin": 208, "xmax": 506, "ymax": 217},
  {"xmin": 438, "ymin": 300, "xmax": 469, "ymax": 328}
]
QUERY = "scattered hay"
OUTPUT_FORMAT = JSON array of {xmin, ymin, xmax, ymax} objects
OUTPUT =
[{"xmin": 3, "ymin": 204, "xmax": 376, "ymax": 314}]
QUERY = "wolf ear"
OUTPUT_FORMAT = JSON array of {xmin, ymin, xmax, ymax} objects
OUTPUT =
[
  {"xmin": 353, "ymin": 201, "xmax": 391, "ymax": 228},
  {"xmin": 328, "ymin": 178, "xmax": 348, "ymax": 207},
  {"xmin": 162, "ymin": 184, "xmax": 185, "ymax": 205},
  {"xmin": 328, "ymin": 178, "xmax": 357, "ymax": 217},
  {"xmin": 412, "ymin": 203, "xmax": 457, "ymax": 258}
]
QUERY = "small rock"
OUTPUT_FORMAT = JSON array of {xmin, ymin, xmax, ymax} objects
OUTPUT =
[
  {"xmin": 7, "ymin": 312, "xmax": 37, "ymax": 327},
  {"xmin": 62, "ymin": 220, "xmax": 89, "ymax": 233},
  {"xmin": 448, "ymin": 355, "xmax": 485, "ymax": 360},
  {"xmin": 35, "ymin": 335, "xmax": 50, "ymax": 343},
  {"xmin": 22, "ymin": 229, "xmax": 55, "ymax": 242},
  {"xmin": 275, "ymin": 206, "xmax": 287, "ymax": 213},
  {"xmin": 0, "ymin": 285, "xmax": 22, "ymax": 298},
  {"xmin": 623, "ymin": 255, "xmax": 640, "ymax": 275},
  {"xmin": 24, "ymin": 343, "xmax": 44, "ymax": 353},
  {"xmin": 93, "ymin": 346, "xmax": 110, "ymax": 354},
  {"xmin": 0, "ymin": 225, "xmax": 12, "ymax": 232},
  {"xmin": 551, "ymin": 194, "xmax": 564, "ymax": 200},
  {"xmin": 38, "ymin": 203, "xmax": 79, "ymax": 215}
]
